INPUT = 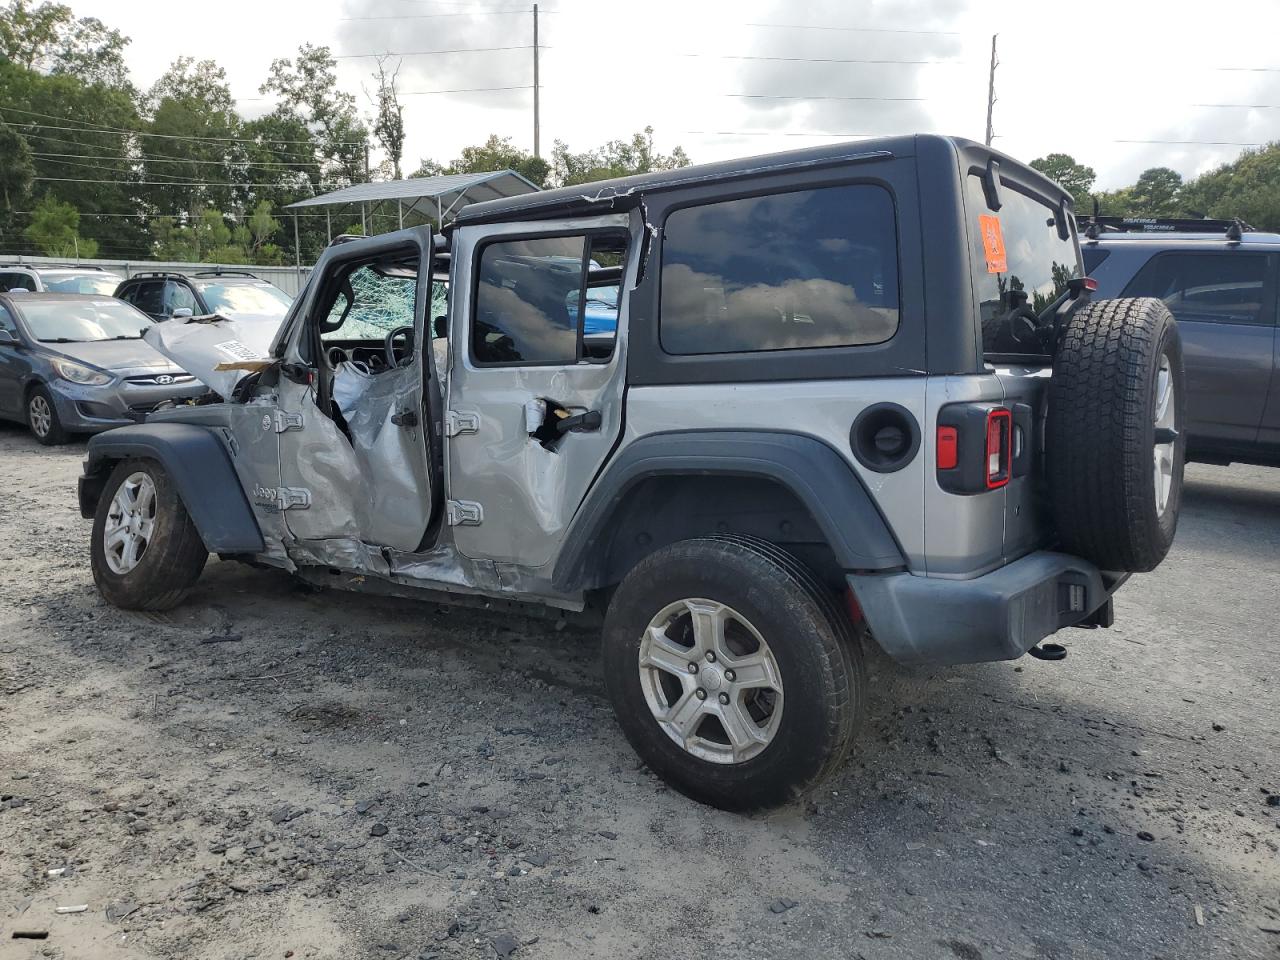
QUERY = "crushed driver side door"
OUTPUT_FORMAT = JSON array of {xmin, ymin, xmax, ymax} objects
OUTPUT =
[{"xmin": 272, "ymin": 229, "xmax": 437, "ymax": 554}]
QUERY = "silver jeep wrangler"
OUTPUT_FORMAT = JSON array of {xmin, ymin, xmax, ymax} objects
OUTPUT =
[{"xmin": 77, "ymin": 136, "xmax": 1185, "ymax": 809}]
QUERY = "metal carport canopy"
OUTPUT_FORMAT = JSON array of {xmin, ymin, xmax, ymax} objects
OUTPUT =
[{"xmin": 283, "ymin": 169, "xmax": 541, "ymax": 224}]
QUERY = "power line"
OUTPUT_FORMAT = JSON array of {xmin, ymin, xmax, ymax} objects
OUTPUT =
[
  {"xmin": 670, "ymin": 52, "xmax": 967, "ymax": 64},
  {"xmin": 332, "ymin": 45, "xmax": 533, "ymax": 60},
  {"xmin": 1192, "ymin": 102, "xmax": 1280, "ymax": 109},
  {"xmin": 32, "ymin": 151, "xmax": 323, "ymax": 169},
  {"xmin": 338, "ymin": 9, "xmax": 537, "ymax": 19},
  {"xmin": 399, "ymin": 84, "xmax": 534, "ymax": 95},
  {"xmin": 0, "ymin": 106, "xmax": 364, "ymax": 146},
  {"xmin": 742, "ymin": 22, "xmax": 961, "ymax": 35},
  {"xmin": 34, "ymin": 177, "xmax": 323, "ymax": 189},
  {"xmin": 21, "ymin": 131, "xmax": 321, "ymax": 168}
]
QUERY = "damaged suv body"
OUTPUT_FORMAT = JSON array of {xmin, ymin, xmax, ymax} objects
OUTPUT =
[{"xmin": 76, "ymin": 136, "xmax": 1186, "ymax": 809}]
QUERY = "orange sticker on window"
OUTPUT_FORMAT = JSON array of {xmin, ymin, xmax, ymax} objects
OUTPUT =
[{"xmin": 978, "ymin": 214, "xmax": 1008, "ymax": 274}]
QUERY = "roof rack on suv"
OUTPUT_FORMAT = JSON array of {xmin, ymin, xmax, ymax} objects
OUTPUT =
[
  {"xmin": 192, "ymin": 269, "xmax": 260, "ymax": 279},
  {"xmin": 0, "ymin": 263, "xmax": 106, "ymax": 271},
  {"xmin": 129, "ymin": 271, "xmax": 190, "ymax": 280},
  {"xmin": 1077, "ymin": 215, "xmax": 1255, "ymax": 240}
]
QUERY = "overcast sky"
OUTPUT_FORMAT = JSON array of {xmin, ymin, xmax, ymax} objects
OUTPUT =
[{"xmin": 71, "ymin": 0, "xmax": 1280, "ymax": 189}]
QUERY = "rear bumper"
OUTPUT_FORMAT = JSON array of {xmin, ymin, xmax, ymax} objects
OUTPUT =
[{"xmin": 849, "ymin": 551, "xmax": 1118, "ymax": 666}]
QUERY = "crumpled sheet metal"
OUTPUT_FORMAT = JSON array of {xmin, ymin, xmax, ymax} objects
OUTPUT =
[
  {"xmin": 331, "ymin": 361, "xmax": 429, "ymax": 552},
  {"xmin": 144, "ymin": 314, "xmax": 278, "ymax": 399}
]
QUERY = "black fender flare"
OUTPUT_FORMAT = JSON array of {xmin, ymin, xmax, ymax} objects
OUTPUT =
[
  {"xmin": 79, "ymin": 423, "xmax": 265, "ymax": 555},
  {"xmin": 553, "ymin": 430, "xmax": 906, "ymax": 592}
]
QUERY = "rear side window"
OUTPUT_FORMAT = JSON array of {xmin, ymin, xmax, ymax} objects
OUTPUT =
[
  {"xmin": 472, "ymin": 233, "xmax": 629, "ymax": 365},
  {"xmin": 122, "ymin": 281, "xmax": 165, "ymax": 317},
  {"xmin": 1082, "ymin": 248, "xmax": 1110, "ymax": 273},
  {"xmin": 0, "ymin": 303, "xmax": 18, "ymax": 336},
  {"xmin": 658, "ymin": 184, "xmax": 900, "ymax": 355},
  {"xmin": 0, "ymin": 272, "xmax": 36, "ymax": 292},
  {"xmin": 1121, "ymin": 252, "xmax": 1271, "ymax": 325}
]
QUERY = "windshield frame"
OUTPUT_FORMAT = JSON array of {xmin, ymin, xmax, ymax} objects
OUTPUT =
[{"xmin": 14, "ymin": 298, "xmax": 152, "ymax": 343}]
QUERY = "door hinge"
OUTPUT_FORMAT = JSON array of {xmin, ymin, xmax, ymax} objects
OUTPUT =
[
  {"xmin": 272, "ymin": 410, "xmax": 304, "ymax": 433},
  {"xmin": 446, "ymin": 499, "xmax": 483, "ymax": 526},
  {"xmin": 445, "ymin": 410, "xmax": 480, "ymax": 437}
]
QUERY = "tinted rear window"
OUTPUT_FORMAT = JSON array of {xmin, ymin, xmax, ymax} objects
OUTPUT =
[
  {"xmin": 1082, "ymin": 248, "xmax": 1110, "ymax": 273},
  {"xmin": 659, "ymin": 183, "xmax": 900, "ymax": 355},
  {"xmin": 966, "ymin": 176, "xmax": 1081, "ymax": 358},
  {"xmin": 1121, "ymin": 252, "xmax": 1270, "ymax": 325}
]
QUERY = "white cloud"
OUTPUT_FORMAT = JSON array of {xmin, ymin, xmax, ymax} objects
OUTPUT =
[{"xmin": 67, "ymin": 0, "xmax": 1280, "ymax": 188}]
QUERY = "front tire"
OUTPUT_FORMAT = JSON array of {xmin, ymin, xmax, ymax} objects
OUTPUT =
[
  {"xmin": 27, "ymin": 385, "xmax": 69, "ymax": 445},
  {"xmin": 91, "ymin": 459, "xmax": 208, "ymax": 610},
  {"xmin": 602, "ymin": 536, "xmax": 864, "ymax": 811}
]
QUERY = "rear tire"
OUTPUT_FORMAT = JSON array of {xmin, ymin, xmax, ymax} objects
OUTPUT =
[
  {"xmin": 1047, "ymin": 297, "xmax": 1185, "ymax": 572},
  {"xmin": 601, "ymin": 536, "xmax": 864, "ymax": 811},
  {"xmin": 91, "ymin": 458, "xmax": 208, "ymax": 610},
  {"xmin": 27, "ymin": 385, "xmax": 69, "ymax": 446}
]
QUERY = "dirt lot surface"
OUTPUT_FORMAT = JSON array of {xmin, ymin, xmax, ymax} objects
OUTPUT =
[{"xmin": 1, "ymin": 420, "xmax": 1277, "ymax": 960}]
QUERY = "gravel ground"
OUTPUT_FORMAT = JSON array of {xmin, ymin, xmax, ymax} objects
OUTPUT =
[{"xmin": 0, "ymin": 419, "xmax": 1277, "ymax": 960}]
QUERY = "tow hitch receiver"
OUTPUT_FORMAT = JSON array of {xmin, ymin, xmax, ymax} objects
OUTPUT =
[{"xmin": 1028, "ymin": 643, "xmax": 1068, "ymax": 661}]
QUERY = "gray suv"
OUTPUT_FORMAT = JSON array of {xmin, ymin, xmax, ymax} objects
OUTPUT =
[
  {"xmin": 75, "ymin": 136, "xmax": 1186, "ymax": 809},
  {"xmin": 0, "ymin": 263, "xmax": 124, "ymax": 295},
  {"xmin": 1082, "ymin": 218, "xmax": 1280, "ymax": 466},
  {"xmin": 0, "ymin": 293, "xmax": 205, "ymax": 444}
]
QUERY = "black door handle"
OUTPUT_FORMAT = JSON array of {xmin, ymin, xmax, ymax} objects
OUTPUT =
[
  {"xmin": 555, "ymin": 409, "xmax": 602, "ymax": 434},
  {"xmin": 391, "ymin": 409, "xmax": 419, "ymax": 427}
]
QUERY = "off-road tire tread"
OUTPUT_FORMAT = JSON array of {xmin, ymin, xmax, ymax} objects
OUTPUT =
[
  {"xmin": 91, "ymin": 459, "xmax": 208, "ymax": 611},
  {"xmin": 1046, "ymin": 297, "xmax": 1183, "ymax": 572}
]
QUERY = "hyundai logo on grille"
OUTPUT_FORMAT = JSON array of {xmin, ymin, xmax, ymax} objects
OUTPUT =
[{"xmin": 155, "ymin": 374, "xmax": 174, "ymax": 385}]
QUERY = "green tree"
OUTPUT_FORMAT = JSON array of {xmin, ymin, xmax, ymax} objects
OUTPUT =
[
  {"xmin": 550, "ymin": 126, "xmax": 690, "ymax": 187},
  {"xmin": 1128, "ymin": 167, "xmax": 1183, "ymax": 218},
  {"xmin": 260, "ymin": 44, "xmax": 369, "ymax": 185},
  {"xmin": 144, "ymin": 58, "xmax": 242, "ymax": 217},
  {"xmin": 245, "ymin": 200, "xmax": 283, "ymax": 262},
  {"xmin": 0, "ymin": 122, "xmax": 34, "ymax": 212},
  {"xmin": 1179, "ymin": 142, "xmax": 1280, "ymax": 232},
  {"xmin": 0, "ymin": 1, "xmax": 130, "ymax": 88},
  {"xmin": 445, "ymin": 134, "xmax": 550, "ymax": 187},
  {"xmin": 1029, "ymin": 153, "xmax": 1096, "ymax": 208},
  {"xmin": 23, "ymin": 193, "xmax": 96, "ymax": 257},
  {"xmin": 369, "ymin": 57, "xmax": 405, "ymax": 180}
]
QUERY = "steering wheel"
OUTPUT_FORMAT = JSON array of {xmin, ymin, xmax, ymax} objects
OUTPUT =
[{"xmin": 384, "ymin": 325, "xmax": 414, "ymax": 369}]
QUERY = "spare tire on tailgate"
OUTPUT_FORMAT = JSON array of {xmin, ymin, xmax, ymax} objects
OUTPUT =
[{"xmin": 1046, "ymin": 297, "xmax": 1185, "ymax": 572}]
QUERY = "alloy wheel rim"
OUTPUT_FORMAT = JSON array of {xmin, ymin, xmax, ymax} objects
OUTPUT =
[
  {"xmin": 1153, "ymin": 354, "xmax": 1176, "ymax": 517},
  {"xmin": 29, "ymin": 395, "xmax": 51, "ymax": 437},
  {"xmin": 103, "ymin": 472, "xmax": 157, "ymax": 575},
  {"xmin": 637, "ymin": 598, "xmax": 784, "ymax": 764}
]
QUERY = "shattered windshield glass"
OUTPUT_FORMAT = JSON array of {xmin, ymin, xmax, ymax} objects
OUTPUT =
[{"xmin": 323, "ymin": 266, "xmax": 416, "ymax": 340}]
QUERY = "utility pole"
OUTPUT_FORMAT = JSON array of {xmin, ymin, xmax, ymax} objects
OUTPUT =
[
  {"xmin": 533, "ymin": 3, "xmax": 541, "ymax": 158},
  {"xmin": 984, "ymin": 33, "xmax": 998, "ymax": 147}
]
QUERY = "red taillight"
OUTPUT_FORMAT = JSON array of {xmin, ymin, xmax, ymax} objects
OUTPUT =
[
  {"xmin": 985, "ymin": 408, "xmax": 1012, "ymax": 489},
  {"xmin": 937, "ymin": 425, "xmax": 958, "ymax": 469},
  {"xmin": 1082, "ymin": 276, "xmax": 1098, "ymax": 291}
]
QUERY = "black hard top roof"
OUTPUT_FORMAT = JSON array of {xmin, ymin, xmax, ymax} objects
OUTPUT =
[{"xmin": 451, "ymin": 134, "xmax": 1068, "ymax": 227}]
